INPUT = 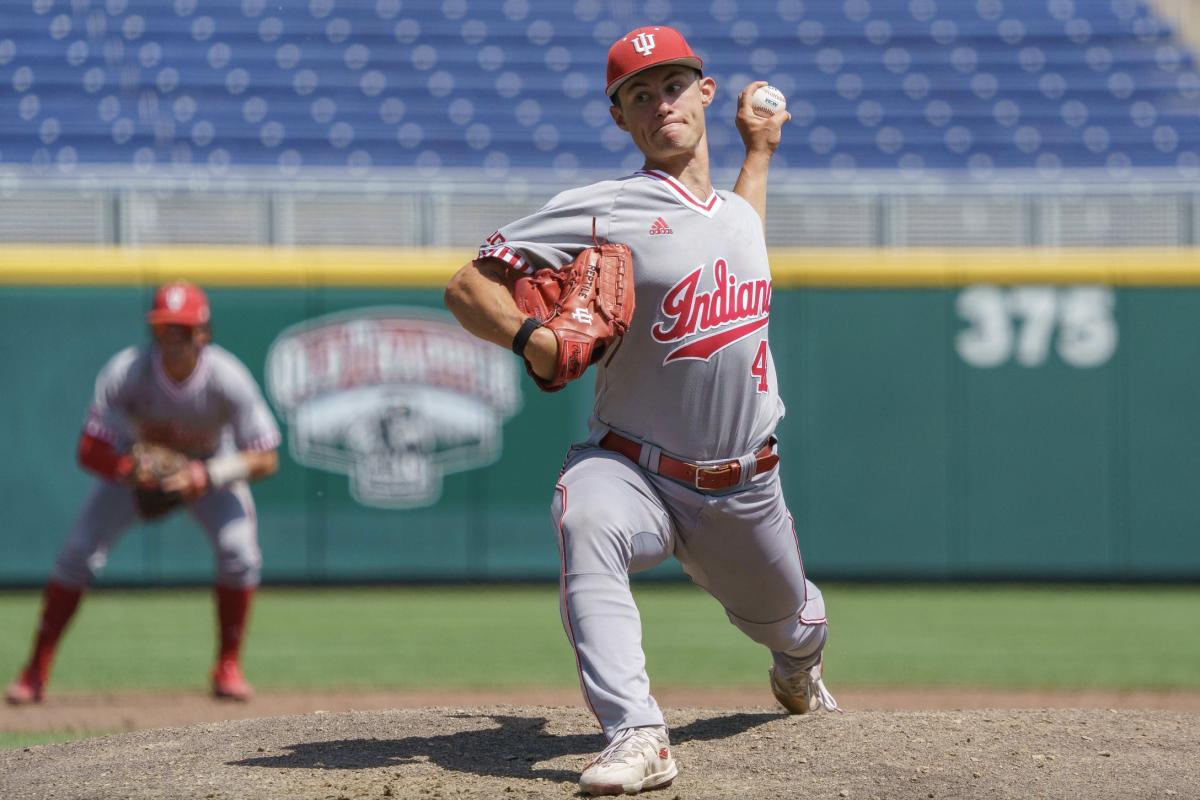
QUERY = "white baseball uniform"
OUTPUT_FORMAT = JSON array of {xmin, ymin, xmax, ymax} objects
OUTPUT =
[
  {"xmin": 480, "ymin": 169, "xmax": 828, "ymax": 738},
  {"xmin": 55, "ymin": 344, "xmax": 281, "ymax": 589}
]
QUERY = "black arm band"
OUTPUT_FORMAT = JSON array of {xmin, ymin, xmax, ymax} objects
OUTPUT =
[{"xmin": 511, "ymin": 317, "xmax": 543, "ymax": 357}]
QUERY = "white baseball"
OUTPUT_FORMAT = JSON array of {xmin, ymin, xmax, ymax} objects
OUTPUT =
[{"xmin": 751, "ymin": 85, "xmax": 786, "ymax": 118}]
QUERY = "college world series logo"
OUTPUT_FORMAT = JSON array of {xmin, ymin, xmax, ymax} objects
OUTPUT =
[{"xmin": 265, "ymin": 307, "xmax": 522, "ymax": 509}]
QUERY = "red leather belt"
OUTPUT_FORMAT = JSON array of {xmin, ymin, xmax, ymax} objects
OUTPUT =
[{"xmin": 599, "ymin": 431, "xmax": 779, "ymax": 491}]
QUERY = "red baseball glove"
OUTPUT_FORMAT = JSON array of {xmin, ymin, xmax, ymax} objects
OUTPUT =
[{"xmin": 512, "ymin": 242, "xmax": 636, "ymax": 392}]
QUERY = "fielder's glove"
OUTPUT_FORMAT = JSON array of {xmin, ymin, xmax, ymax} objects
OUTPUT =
[
  {"xmin": 129, "ymin": 442, "xmax": 201, "ymax": 519},
  {"xmin": 512, "ymin": 241, "xmax": 636, "ymax": 392}
]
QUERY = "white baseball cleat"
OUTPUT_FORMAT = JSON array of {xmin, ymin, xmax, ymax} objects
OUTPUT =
[
  {"xmin": 769, "ymin": 658, "xmax": 841, "ymax": 715},
  {"xmin": 579, "ymin": 725, "xmax": 678, "ymax": 796}
]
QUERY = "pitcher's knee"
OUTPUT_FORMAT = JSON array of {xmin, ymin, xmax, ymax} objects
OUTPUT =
[
  {"xmin": 556, "ymin": 505, "xmax": 633, "ymax": 575},
  {"xmin": 727, "ymin": 609, "xmax": 827, "ymax": 655}
]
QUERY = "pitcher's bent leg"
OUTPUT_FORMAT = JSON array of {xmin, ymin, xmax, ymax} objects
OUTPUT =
[
  {"xmin": 672, "ymin": 474, "xmax": 829, "ymax": 671},
  {"xmin": 732, "ymin": 579, "xmax": 829, "ymax": 673},
  {"xmin": 552, "ymin": 450, "xmax": 674, "ymax": 739}
]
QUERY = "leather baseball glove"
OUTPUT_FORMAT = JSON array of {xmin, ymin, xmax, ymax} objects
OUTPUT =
[
  {"xmin": 129, "ymin": 442, "xmax": 190, "ymax": 519},
  {"xmin": 512, "ymin": 241, "xmax": 635, "ymax": 392}
]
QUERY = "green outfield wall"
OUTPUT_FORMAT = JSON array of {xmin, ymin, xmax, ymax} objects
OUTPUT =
[{"xmin": 1, "ymin": 246, "xmax": 1198, "ymax": 585}]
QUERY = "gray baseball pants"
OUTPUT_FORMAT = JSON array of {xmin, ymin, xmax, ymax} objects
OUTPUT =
[
  {"xmin": 552, "ymin": 443, "xmax": 828, "ymax": 739},
  {"xmin": 52, "ymin": 480, "xmax": 262, "ymax": 589}
]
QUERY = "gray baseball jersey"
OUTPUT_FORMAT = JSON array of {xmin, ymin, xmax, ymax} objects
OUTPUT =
[
  {"xmin": 480, "ymin": 169, "xmax": 783, "ymax": 461},
  {"xmin": 84, "ymin": 344, "xmax": 280, "ymax": 459},
  {"xmin": 479, "ymin": 170, "xmax": 829, "ymax": 738},
  {"xmin": 56, "ymin": 344, "xmax": 280, "ymax": 589}
]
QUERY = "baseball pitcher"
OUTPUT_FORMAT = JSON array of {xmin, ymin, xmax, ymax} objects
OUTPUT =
[
  {"xmin": 445, "ymin": 25, "xmax": 837, "ymax": 796},
  {"xmin": 5, "ymin": 281, "xmax": 280, "ymax": 705}
]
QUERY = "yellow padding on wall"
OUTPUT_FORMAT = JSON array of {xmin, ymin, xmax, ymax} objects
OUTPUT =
[
  {"xmin": 0, "ymin": 246, "xmax": 465, "ymax": 287},
  {"xmin": 770, "ymin": 247, "xmax": 1200, "ymax": 287},
  {"xmin": 0, "ymin": 245, "xmax": 1197, "ymax": 287}
]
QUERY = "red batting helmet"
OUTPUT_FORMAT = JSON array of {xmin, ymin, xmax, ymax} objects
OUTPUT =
[
  {"xmin": 606, "ymin": 25, "xmax": 704, "ymax": 98},
  {"xmin": 146, "ymin": 280, "xmax": 211, "ymax": 326}
]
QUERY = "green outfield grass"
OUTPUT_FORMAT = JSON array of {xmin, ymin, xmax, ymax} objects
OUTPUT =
[
  {"xmin": 0, "ymin": 730, "xmax": 114, "ymax": 749},
  {"xmin": 2, "ymin": 583, "xmax": 1198, "ymax": 695}
]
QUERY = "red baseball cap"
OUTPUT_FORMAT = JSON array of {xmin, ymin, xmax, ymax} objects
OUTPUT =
[
  {"xmin": 147, "ymin": 280, "xmax": 211, "ymax": 326},
  {"xmin": 606, "ymin": 25, "xmax": 704, "ymax": 98}
]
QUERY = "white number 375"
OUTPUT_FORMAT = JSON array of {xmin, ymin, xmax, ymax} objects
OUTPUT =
[{"xmin": 955, "ymin": 285, "xmax": 1118, "ymax": 369}]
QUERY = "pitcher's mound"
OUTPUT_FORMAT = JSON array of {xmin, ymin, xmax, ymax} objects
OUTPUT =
[{"xmin": 3, "ymin": 706, "xmax": 1196, "ymax": 799}]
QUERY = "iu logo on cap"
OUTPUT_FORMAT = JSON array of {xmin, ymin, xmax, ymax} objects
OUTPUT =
[
  {"xmin": 631, "ymin": 31, "xmax": 656, "ymax": 57},
  {"xmin": 166, "ymin": 286, "xmax": 186, "ymax": 311}
]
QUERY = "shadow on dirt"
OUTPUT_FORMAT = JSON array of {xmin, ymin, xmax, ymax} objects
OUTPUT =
[{"xmin": 229, "ymin": 711, "xmax": 779, "ymax": 783}]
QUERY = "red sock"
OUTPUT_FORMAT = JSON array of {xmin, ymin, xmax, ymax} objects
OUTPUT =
[
  {"xmin": 214, "ymin": 585, "xmax": 255, "ymax": 664},
  {"xmin": 25, "ymin": 580, "xmax": 84, "ymax": 685}
]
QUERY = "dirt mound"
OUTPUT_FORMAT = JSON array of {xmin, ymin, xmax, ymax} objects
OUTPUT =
[
  {"xmin": 5, "ymin": 687, "xmax": 1199, "ymax": 735},
  {"xmin": 3, "ymin": 706, "xmax": 1197, "ymax": 799}
]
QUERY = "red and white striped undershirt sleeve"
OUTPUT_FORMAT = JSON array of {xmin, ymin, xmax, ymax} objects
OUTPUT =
[{"xmin": 477, "ymin": 243, "xmax": 533, "ymax": 276}]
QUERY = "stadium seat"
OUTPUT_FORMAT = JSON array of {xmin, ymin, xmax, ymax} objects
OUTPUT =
[{"xmin": 0, "ymin": 0, "xmax": 1196, "ymax": 177}]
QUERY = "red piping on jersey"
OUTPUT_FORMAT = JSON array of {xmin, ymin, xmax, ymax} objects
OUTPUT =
[
  {"xmin": 553, "ymin": 483, "xmax": 605, "ymax": 733},
  {"xmin": 77, "ymin": 432, "xmax": 134, "ymax": 483},
  {"xmin": 662, "ymin": 316, "xmax": 769, "ymax": 363},
  {"xmin": 637, "ymin": 169, "xmax": 721, "ymax": 213}
]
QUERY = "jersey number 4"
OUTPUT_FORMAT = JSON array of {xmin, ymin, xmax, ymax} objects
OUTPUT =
[{"xmin": 751, "ymin": 339, "xmax": 769, "ymax": 393}]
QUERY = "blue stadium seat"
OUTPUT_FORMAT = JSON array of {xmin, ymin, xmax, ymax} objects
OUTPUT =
[{"xmin": 0, "ymin": 0, "xmax": 1196, "ymax": 176}]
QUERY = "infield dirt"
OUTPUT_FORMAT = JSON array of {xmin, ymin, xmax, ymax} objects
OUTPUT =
[{"xmin": 2, "ymin": 696, "xmax": 1197, "ymax": 799}]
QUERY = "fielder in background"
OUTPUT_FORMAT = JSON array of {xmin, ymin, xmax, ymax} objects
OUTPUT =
[
  {"xmin": 5, "ymin": 281, "xmax": 281, "ymax": 705},
  {"xmin": 445, "ymin": 25, "xmax": 837, "ymax": 797}
]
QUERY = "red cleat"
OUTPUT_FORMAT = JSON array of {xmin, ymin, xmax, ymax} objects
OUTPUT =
[
  {"xmin": 210, "ymin": 659, "xmax": 254, "ymax": 702},
  {"xmin": 5, "ymin": 671, "xmax": 44, "ymax": 705}
]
